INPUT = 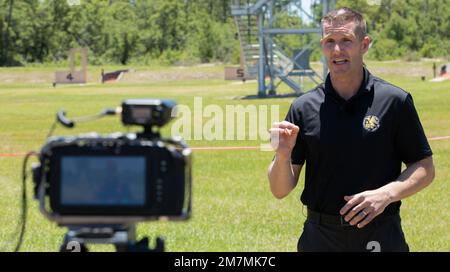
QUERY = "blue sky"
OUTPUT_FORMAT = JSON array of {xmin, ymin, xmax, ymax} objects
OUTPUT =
[{"xmin": 297, "ymin": 0, "xmax": 315, "ymax": 23}]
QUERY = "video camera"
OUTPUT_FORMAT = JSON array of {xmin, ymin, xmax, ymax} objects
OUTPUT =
[{"xmin": 27, "ymin": 99, "xmax": 192, "ymax": 251}]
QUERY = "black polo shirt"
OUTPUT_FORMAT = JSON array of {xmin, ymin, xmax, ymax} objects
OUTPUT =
[{"xmin": 285, "ymin": 68, "xmax": 432, "ymax": 215}]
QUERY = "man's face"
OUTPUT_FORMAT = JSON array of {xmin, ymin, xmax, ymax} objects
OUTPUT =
[{"xmin": 321, "ymin": 21, "xmax": 370, "ymax": 77}]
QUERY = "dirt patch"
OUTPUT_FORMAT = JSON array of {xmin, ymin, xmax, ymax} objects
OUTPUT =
[
  {"xmin": 125, "ymin": 69, "xmax": 223, "ymax": 83},
  {"xmin": 368, "ymin": 62, "xmax": 435, "ymax": 78},
  {"xmin": 0, "ymin": 61, "xmax": 444, "ymax": 84},
  {"xmin": 0, "ymin": 71, "xmax": 54, "ymax": 84},
  {"xmin": 0, "ymin": 66, "xmax": 224, "ymax": 85}
]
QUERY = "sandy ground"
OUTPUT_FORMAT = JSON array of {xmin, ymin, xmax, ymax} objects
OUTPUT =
[
  {"xmin": 0, "ymin": 64, "xmax": 224, "ymax": 85},
  {"xmin": 0, "ymin": 71, "xmax": 55, "ymax": 84},
  {"xmin": 127, "ymin": 68, "xmax": 223, "ymax": 83},
  {"xmin": 0, "ymin": 60, "xmax": 447, "ymax": 84}
]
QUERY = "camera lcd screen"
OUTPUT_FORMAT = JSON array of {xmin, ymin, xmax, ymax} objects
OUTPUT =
[{"xmin": 60, "ymin": 156, "xmax": 146, "ymax": 206}]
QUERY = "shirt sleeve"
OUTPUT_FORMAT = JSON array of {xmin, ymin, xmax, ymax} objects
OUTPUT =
[
  {"xmin": 395, "ymin": 94, "xmax": 433, "ymax": 164},
  {"xmin": 285, "ymin": 103, "xmax": 306, "ymax": 165}
]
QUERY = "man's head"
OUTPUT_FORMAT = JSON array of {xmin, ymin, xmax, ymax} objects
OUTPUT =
[{"xmin": 320, "ymin": 8, "xmax": 370, "ymax": 77}]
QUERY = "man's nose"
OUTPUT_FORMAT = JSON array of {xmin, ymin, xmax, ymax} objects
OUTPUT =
[{"xmin": 333, "ymin": 42, "xmax": 342, "ymax": 52}]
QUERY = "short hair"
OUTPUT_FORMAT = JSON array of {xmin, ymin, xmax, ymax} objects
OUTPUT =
[{"xmin": 321, "ymin": 7, "xmax": 367, "ymax": 40}]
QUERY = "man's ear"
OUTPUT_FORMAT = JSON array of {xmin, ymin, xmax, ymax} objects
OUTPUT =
[
  {"xmin": 319, "ymin": 37, "xmax": 325, "ymax": 47},
  {"xmin": 361, "ymin": 35, "xmax": 371, "ymax": 54}
]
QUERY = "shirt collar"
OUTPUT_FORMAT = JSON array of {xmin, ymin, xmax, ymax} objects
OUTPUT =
[{"xmin": 324, "ymin": 67, "xmax": 374, "ymax": 101}]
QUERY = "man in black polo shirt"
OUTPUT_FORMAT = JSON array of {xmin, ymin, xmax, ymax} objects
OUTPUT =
[{"xmin": 268, "ymin": 7, "xmax": 435, "ymax": 252}]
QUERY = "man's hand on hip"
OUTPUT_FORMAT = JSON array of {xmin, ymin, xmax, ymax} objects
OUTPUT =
[{"xmin": 339, "ymin": 189, "xmax": 393, "ymax": 228}]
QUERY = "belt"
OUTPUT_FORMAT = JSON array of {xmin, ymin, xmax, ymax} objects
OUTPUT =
[{"xmin": 306, "ymin": 208, "xmax": 398, "ymax": 227}]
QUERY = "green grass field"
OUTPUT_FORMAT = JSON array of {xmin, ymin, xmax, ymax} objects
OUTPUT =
[{"xmin": 0, "ymin": 60, "xmax": 449, "ymax": 252}]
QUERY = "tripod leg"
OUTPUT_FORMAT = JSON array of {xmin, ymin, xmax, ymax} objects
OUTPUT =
[
  {"xmin": 154, "ymin": 237, "xmax": 165, "ymax": 252},
  {"xmin": 115, "ymin": 243, "xmax": 129, "ymax": 252},
  {"xmin": 115, "ymin": 237, "xmax": 165, "ymax": 252}
]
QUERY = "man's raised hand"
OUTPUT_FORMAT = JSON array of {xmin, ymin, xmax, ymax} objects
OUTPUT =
[{"xmin": 269, "ymin": 121, "xmax": 300, "ymax": 159}]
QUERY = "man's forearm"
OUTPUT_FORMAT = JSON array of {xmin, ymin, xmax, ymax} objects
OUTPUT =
[
  {"xmin": 268, "ymin": 155, "xmax": 299, "ymax": 199},
  {"xmin": 380, "ymin": 156, "xmax": 435, "ymax": 203}
]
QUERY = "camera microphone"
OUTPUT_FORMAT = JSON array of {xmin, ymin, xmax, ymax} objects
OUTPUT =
[
  {"xmin": 55, "ymin": 107, "xmax": 121, "ymax": 130},
  {"xmin": 57, "ymin": 110, "xmax": 74, "ymax": 128}
]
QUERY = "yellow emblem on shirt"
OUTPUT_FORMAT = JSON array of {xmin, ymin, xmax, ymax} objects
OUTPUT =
[{"xmin": 363, "ymin": 115, "xmax": 380, "ymax": 132}]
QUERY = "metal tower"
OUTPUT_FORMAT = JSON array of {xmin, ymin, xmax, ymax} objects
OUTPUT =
[{"xmin": 231, "ymin": 0, "xmax": 335, "ymax": 97}]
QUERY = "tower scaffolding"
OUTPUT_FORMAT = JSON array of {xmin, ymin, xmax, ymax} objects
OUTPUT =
[{"xmin": 231, "ymin": 0, "xmax": 335, "ymax": 97}]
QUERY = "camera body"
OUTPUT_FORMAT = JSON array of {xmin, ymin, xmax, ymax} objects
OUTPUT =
[{"xmin": 32, "ymin": 99, "xmax": 192, "ymax": 225}]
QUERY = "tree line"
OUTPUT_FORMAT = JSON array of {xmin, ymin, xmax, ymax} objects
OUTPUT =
[
  {"xmin": 0, "ymin": 0, "xmax": 448, "ymax": 67},
  {"xmin": 336, "ymin": 0, "xmax": 450, "ymax": 60}
]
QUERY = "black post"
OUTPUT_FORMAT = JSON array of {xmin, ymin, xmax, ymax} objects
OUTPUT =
[{"xmin": 433, "ymin": 62, "xmax": 436, "ymax": 78}]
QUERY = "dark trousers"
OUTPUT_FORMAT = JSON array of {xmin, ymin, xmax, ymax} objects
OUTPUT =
[{"xmin": 298, "ymin": 212, "xmax": 409, "ymax": 252}]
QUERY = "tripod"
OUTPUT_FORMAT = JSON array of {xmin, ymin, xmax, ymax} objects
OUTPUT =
[{"xmin": 59, "ymin": 224, "xmax": 165, "ymax": 252}]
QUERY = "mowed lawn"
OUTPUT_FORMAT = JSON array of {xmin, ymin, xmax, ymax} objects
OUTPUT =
[{"xmin": 0, "ymin": 61, "xmax": 448, "ymax": 252}]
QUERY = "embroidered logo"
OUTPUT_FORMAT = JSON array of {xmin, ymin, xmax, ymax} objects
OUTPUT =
[{"xmin": 363, "ymin": 115, "xmax": 380, "ymax": 132}]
